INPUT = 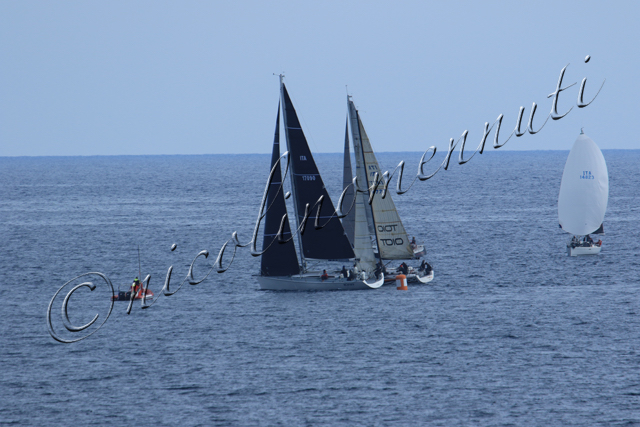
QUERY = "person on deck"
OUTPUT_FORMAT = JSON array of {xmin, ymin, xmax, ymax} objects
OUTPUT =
[
  {"xmin": 130, "ymin": 277, "xmax": 140, "ymax": 298},
  {"xmin": 399, "ymin": 262, "xmax": 408, "ymax": 275},
  {"xmin": 410, "ymin": 236, "xmax": 417, "ymax": 250},
  {"xmin": 374, "ymin": 264, "xmax": 382, "ymax": 278},
  {"xmin": 340, "ymin": 266, "xmax": 348, "ymax": 278},
  {"xmin": 321, "ymin": 270, "xmax": 329, "ymax": 281},
  {"xmin": 424, "ymin": 262, "xmax": 433, "ymax": 275}
]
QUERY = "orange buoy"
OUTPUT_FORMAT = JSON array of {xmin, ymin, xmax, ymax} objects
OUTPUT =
[{"xmin": 396, "ymin": 274, "xmax": 408, "ymax": 290}]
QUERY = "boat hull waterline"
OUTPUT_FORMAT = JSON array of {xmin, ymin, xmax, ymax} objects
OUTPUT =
[
  {"xmin": 385, "ymin": 271, "xmax": 434, "ymax": 284},
  {"xmin": 257, "ymin": 275, "xmax": 384, "ymax": 291},
  {"xmin": 567, "ymin": 244, "xmax": 602, "ymax": 256}
]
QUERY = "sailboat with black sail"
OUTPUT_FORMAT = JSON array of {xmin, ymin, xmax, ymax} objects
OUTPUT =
[
  {"xmin": 344, "ymin": 96, "xmax": 433, "ymax": 283},
  {"xmin": 256, "ymin": 77, "xmax": 384, "ymax": 291}
]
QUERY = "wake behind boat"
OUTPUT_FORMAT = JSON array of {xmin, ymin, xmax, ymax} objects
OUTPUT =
[{"xmin": 558, "ymin": 129, "xmax": 608, "ymax": 256}]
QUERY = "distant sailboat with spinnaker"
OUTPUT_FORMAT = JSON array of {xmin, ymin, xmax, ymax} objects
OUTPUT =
[{"xmin": 558, "ymin": 129, "xmax": 608, "ymax": 256}]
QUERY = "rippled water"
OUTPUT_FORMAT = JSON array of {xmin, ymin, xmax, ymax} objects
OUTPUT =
[{"xmin": 1, "ymin": 150, "xmax": 639, "ymax": 426}]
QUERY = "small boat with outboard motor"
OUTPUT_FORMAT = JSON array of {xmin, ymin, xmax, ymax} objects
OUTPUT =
[
  {"xmin": 111, "ymin": 276, "xmax": 155, "ymax": 301},
  {"xmin": 111, "ymin": 247, "xmax": 155, "ymax": 300}
]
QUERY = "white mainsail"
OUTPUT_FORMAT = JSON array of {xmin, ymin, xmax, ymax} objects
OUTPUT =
[
  {"xmin": 558, "ymin": 132, "xmax": 608, "ymax": 236},
  {"xmin": 352, "ymin": 183, "xmax": 378, "ymax": 272},
  {"xmin": 347, "ymin": 99, "xmax": 415, "ymax": 260},
  {"xmin": 348, "ymin": 106, "xmax": 378, "ymax": 273}
]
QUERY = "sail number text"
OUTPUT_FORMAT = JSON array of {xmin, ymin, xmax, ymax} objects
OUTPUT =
[{"xmin": 580, "ymin": 171, "xmax": 594, "ymax": 180}]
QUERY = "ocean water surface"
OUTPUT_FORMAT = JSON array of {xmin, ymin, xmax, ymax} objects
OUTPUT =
[{"xmin": 1, "ymin": 150, "xmax": 639, "ymax": 426}]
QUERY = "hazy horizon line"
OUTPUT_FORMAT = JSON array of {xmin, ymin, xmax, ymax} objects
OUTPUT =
[{"xmin": 2, "ymin": 148, "xmax": 638, "ymax": 159}]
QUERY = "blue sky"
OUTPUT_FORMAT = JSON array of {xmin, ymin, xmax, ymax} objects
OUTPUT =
[{"xmin": 0, "ymin": 1, "xmax": 636, "ymax": 156}]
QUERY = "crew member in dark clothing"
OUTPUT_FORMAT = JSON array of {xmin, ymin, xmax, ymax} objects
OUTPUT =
[
  {"xmin": 374, "ymin": 264, "xmax": 382, "ymax": 278},
  {"xmin": 340, "ymin": 265, "xmax": 348, "ymax": 278},
  {"xmin": 399, "ymin": 262, "xmax": 408, "ymax": 275},
  {"xmin": 424, "ymin": 262, "xmax": 432, "ymax": 275},
  {"xmin": 321, "ymin": 270, "xmax": 329, "ymax": 281}
]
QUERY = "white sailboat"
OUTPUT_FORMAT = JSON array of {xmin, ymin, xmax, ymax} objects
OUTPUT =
[
  {"xmin": 558, "ymin": 130, "xmax": 608, "ymax": 256},
  {"xmin": 256, "ymin": 77, "xmax": 384, "ymax": 290},
  {"xmin": 345, "ymin": 96, "xmax": 433, "ymax": 283}
]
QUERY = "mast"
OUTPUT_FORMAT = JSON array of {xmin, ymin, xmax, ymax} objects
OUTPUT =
[
  {"xmin": 278, "ymin": 75, "xmax": 306, "ymax": 269},
  {"xmin": 137, "ymin": 245, "xmax": 141, "ymax": 280}
]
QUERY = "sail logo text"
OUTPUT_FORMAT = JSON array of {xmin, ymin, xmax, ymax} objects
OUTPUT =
[
  {"xmin": 47, "ymin": 56, "xmax": 604, "ymax": 344},
  {"xmin": 380, "ymin": 238, "xmax": 405, "ymax": 246}
]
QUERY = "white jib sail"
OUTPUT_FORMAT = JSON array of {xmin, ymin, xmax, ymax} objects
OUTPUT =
[
  {"xmin": 348, "ymin": 100, "xmax": 414, "ymax": 260},
  {"xmin": 558, "ymin": 133, "xmax": 609, "ymax": 236}
]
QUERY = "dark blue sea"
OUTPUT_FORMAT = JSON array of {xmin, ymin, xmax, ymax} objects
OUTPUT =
[{"xmin": 1, "ymin": 150, "xmax": 639, "ymax": 426}]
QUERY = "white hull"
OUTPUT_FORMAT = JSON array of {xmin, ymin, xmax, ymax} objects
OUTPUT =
[
  {"xmin": 384, "ymin": 270, "xmax": 434, "ymax": 284},
  {"xmin": 567, "ymin": 244, "xmax": 602, "ymax": 256},
  {"xmin": 257, "ymin": 274, "xmax": 384, "ymax": 291},
  {"xmin": 416, "ymin": 270, "xmax": 434, "ymax": 284},
  {"xmin": 413, "ymin": 245, "xmax": 426, "ymax": 258}
]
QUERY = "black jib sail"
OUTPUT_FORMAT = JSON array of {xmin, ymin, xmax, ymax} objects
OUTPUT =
[
  {"xmin": 260, "ymin": 103, "xmax": 300, "ymax": 276},
  {"xmin": 280, "ymin": 83, "xmax": 355, "ymax": 260}
]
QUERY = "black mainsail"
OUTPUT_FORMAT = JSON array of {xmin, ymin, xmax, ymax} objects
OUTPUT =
[
  {"xmin": 260, "ymin": 104, "xmax": 300, "ymax": 276},
  {"xmin": 280, "ymin": 83, "xmax": 355, "ymax": 261}
]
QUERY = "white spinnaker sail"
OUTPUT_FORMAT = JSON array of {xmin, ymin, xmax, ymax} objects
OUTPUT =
[
  {"xmin": 558, "ymin": 133, "xmax": 608, "ymax": 236},
  {"xmin": 348, "ymin": 100, "xmax": 414, "ymax": 260}
]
